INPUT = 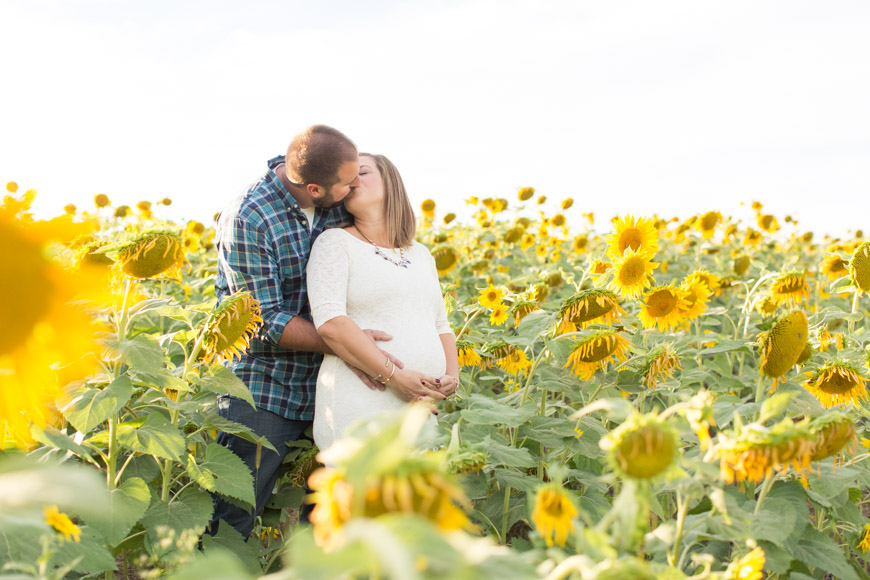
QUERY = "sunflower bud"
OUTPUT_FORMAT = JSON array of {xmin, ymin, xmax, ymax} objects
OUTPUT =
[{"xmin": 602, "ymin": 413, "xmax": 677, "ymax": 480}]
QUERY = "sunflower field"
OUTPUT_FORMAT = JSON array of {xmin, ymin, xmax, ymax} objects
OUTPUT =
[{"xmin": 3, "ymin": 181, "xmax": 870, "ymax": 580}]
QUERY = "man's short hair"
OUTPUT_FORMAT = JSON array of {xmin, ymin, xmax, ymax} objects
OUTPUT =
[{"xmin": 285, "ymin": 125, "xmax": 358, "ymax": 188}]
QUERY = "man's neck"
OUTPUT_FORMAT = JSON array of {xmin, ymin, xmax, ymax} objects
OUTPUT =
[{"xmin": 276, "ymin": 164, "xmax": 315, "ymax": 209}]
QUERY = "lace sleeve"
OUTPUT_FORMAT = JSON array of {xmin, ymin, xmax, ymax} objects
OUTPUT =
[{"xmin": 307, "ymin": 230, "xmax": 350, "ymax": 329}]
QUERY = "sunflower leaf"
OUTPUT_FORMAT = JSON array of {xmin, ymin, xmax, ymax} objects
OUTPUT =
[
  {"xmin": 185, "ymin": 443, "xmax": 254, "ymax": 508},
  {"xmin": 194, "ymin": 365, "xmax": 256, "ymax": 408},
  {"xmin": 59, "ymin": 374, "xmax": 134, "ymax": 434},
  {"xmin": 117, "ymin": 412, "xmax": 186, "ymax": 462},
  {"xmin": 793, "ymin": 527, "xmax": 858, "ymax": 580}
]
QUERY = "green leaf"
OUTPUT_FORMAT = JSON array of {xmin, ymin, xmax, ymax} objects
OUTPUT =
[
  {"xmin": 460, "ymin": 394, "xmax": 537, "ymax": 428},
  {"xmin": 200, "ymin": 525, "xmax": 262, "ymax": 575},
  {"xmin": 90, "ymin": 477, "xmax": 152, "ymax": 546},
  {"xmin": 141, "ymin": 488, "xmax": 214, "ymax": 543},
  {"xmin": 117, "ymin": 412, "xmax": 187, "ymax": 461},
  {"xmin": 29, "ymin": 425, "xmax": 96, "ymax": 464},
  {"xmin": 186, "ymin": 444, "xmax": 255, "ymax": 507},
  {"xmin": 793, "ymin": 527, "xmax": 858, "ymax": 580},
  {"xmin": 166, "ymin": 549, "xmax": 254, "ymax": 580},
  {"xmin": 757, "ymin": 540, "xmax": 793, "ymax": 575},
  {"xmin": 58, "ymin": 374, "xmax": 134, "ymax": 433},
  {"xmin": 701, "ymin": 340, "xmax": 754, "ymax": 355},
  {"xmin": 129, "ymin": 298, "xmax": 173, "ymax": 315},
  {"xmin": 514, "ymin": 311, "xmax": 556, "ymax": 343},
  {"xmin": 759, "ymin": 392, "xmax": 796, "ymax": 423},
  {"xmin": 482, "ymin": 438, "xmax": 536, "ymax": 468},
  {"xmin": 54, "ymin": 526, "xmax": 117, "ymax": 574},
  {"xmin": 492, "ymin": 468, "xmax": 540, "ymax": 492},
  {"xmin": 195, "ymin": 365, "xmax": 256, "ymax": 408},
  {"xmin": 750, "ymin": 498, "xmax": 797, "ymax": 550},
  {"xmin": 107, "ymin": 334, "xmax": 166, "ymax": 373}
]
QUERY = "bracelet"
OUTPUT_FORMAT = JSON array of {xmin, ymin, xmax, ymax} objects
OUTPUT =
[
  {"xmin": 372, "ymin": 358, "xmax": 393, "ymax": 383},
  {"xmin": 379, "ymin": 364, "xmax": 397, "ymax": 385}
]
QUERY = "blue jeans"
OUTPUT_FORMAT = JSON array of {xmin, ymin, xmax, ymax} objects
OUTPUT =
[{"xmin": 209, "ymin": 395, "xmax": 311, "ymax": 538}]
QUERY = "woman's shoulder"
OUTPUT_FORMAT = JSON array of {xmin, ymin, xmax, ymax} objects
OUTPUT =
[{"xmin": 314, "ymin": 227, "xmax": 353, "ymax": 246}]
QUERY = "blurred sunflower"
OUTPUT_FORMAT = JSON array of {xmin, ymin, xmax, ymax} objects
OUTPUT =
[
  {"xmin": 803, "ymin": 361, "xmax": 868, "ymax": 409},
  {"xmin": 420, "ymin": 199, "xmax": 436, "ymax": 219},
  {"xmin": 639, "ymin": 345, "xmax": 681, "ymax": 390},
  {"xmin": 520, "ymin": 233, "xmax": 535, "ymax": 250},
  {"xmin": 511, "ymin": 299, "xmax": 539, "ymax": 327},
  {"xmin": 489, "ymin": 303, "xmax": 510, "ymax": 325},
  {"xmin": 555, "ymin": 289, "xmax": 624, "ymax": 334},
  {"xmin": 723, "ymin": 546, "xmax": 765, "ymax": 580},
  {"xmin": 602, "ymin": 412, "xmax": 677, "ymax": 480},
  {"xmin": 115, "ymin": 230, "xmax": 186, "ymax": 280},
  {"xmin": 456, "ymin": 340, "xmax": 482, "ymax": 367},
  {"xmin": 572, "ymin": 234, "xmax": 588, "ymax": 254},
  {"xmin": 44, "ymin": 505, "xmax": 82, "ymax": 542},
  {"xmin": 606, "ymin": 214, "xmax": 659, "ymax": 259},
  {"xmin": 859, "ymin": 524, "xmax": 870, "ymax": 554},
  {"xmin": 564, "ymin": 330, "xmax": 630, "ymax": 380},
  {"xmin": 589, "ymin": 259, "xmax": 611, "ymax": 277},
  {"xmin": 769, "ymin": 271, "xmax": 810, "ymax": 306},
  {"xmin": 517, "ymin": 187, "xmax": 535, "ymax": 201},
  {"xmin": 93, "ymin": 193, "xmax": 110, "ymax": 208},
  {"xmin": 607, "ymin": 247, "xmax": 658, "ymax": 299},
  {"xmin": 697, "ymin": 211, "xmax": 722, "ymax": 239},
  {"xmin": 733, "ymin": 254, "xmax": 751, "ymax": 276},
  {"xmin": 531, "ymin": 483, "xmax": 577, "ymax": 547},
  {"xmin": 686, "ymin": 269, "xmax": 721, "ymax": 297},
  {"xmin": 820, "ymin": 254, "xmax": 848, "ymax": 281},
  {"xmin": 757, "ymin": 213, "xmax": 779, "ymax": 233},
  {"xmin": 496, "ymin": 349, "xmax": 532, "ymax": 375},
  {"xmin": 717, "ymin": 418, "xmax": 814, "ymax": 483},
  {"xmin": 432, "ymin": 245, "xmax": 459, "ymax": 275},
  {"xmin": 850, "ymin": 241, "xmax": 870, "ymax": 293},
  {"xmin": 638, "ymin": 284, "xmax": 688, "ymax": 332},
  {"xmin": 678, "ymin": 277, "xmax": 711, "ymax": 322},
  {"xmin": 201, "ymin": 291, "xmax": 264, "ymax": 364},
  {"xmin": 561, "ymin": 198, "xmax": 573, "ymax": 210},
  {"xmin": 758, "ymin": 309, "xmax": 808, "ymax": 383},
  {"xmin": 682, "ymin": 390, "xmax": 716, "ymax": 451},
  {"xmin": 809, "ymin": 412, "xmax": 855, "ymax": 461}
]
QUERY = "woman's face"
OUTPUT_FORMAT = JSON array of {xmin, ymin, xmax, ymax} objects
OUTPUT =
[{"xmin": 345, "ymin": 155, "xmax": 384, "ymax": 216}]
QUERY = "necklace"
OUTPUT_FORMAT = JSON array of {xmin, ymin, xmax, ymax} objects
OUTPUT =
[{"xmin": 355, "ymin": 227, "xmax": 411, "ymax": 268}]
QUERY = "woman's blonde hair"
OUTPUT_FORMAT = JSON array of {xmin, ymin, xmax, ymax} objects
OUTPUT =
[{"xmin": 359, "ymin": 153, "xmax": 416, "ymax": 248}]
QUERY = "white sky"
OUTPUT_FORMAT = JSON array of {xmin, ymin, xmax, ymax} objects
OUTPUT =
[{"xmin": 1, "ymin": 0, "xmax": 868, "ymax": 237}]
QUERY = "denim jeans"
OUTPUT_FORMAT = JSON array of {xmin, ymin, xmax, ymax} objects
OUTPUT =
[{"xmin": 209, "ymin": 395, "xmax": 311, "ymax": 538}]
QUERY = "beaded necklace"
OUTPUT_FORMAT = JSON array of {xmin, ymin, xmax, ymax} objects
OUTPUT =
[{"xmin": 355, "ymin": 227, "xmax": 411, "ymax": 268}]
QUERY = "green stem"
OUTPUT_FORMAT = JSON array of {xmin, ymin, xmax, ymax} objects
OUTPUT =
[
  {"xmin": 754, "ymin": 474, "xmax": 775, "ymax": 514},
  {"xmin": 456, "ymin": 308, "xmax": 484, "ymax": 340},
  {"xmin": 849, "ymin": 290, "xmax": 861, "ymax": 338},
  {"xmin": 500, "ymin": 486, "xmax": 512, "ymax": 544},
  {"xmin": 106, "ymin": 414, "xmax": 118, "ymax": 491},
  {"xmin": 519, "ymin": 347, "xmax": 549, "ymax": 406},
  {"xmin": 668, "ymin": 492, "xmax": 688, "ymax": 567},
  {"xmin": 753, "ymin": 374, "xmax": 766, "ymax": 419}
]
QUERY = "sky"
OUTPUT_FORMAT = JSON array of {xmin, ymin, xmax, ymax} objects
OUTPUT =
[{"xmin": 1, "ymin": 0, "xmax": 869, "ymax": 237}]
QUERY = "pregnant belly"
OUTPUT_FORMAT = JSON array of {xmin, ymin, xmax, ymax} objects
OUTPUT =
[{"xmin": 365, "ymin": 326, "xmax": 447, "ymax": 378}]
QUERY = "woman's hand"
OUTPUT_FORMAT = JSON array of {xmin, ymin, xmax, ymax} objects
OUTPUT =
[
  {"xmin": 387, "ymin": 368, "xmax": 446, "ymax": 403},
  {"xmin": 433, "ymin": 374, "xmax": 458, "ymax": 397}
]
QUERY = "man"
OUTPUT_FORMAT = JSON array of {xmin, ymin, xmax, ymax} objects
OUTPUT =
[{"xmin": 210, "ymin": 125, "xmax": 394, "ymax": 537}]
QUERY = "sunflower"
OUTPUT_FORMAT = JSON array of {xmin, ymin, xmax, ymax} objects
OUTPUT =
[
  {"xmin": 803, "ymin": 361, "xmax": 868, "ymax": 409},
  {"xmin": 489, "ymin": 303, "xmax": 510, "ymax": 325},
  {"xmin": 555, "ymin": 289, "xmax": 624, "ymax": 334},
  {"xmin": 638, "ymin": 284, "xmax": 689, "ymax": 332},
  {"xmin": 520, "ymin": 233, "xmax": 535, "ymax": 250},
  {"xmin": 93, "ymin": 193, "xmax": 110, "ymax": 208},
  {"xmin": 601, "ymin": 413, "xmax": 677, "ymax": 480},
  {"xmin": 590, "ymin": 259, "xmax": 611, "ymax": 277},
  {"xmin": 686, "ymin": 269, "xmax": 721, "ymax": 297},
  {"xmin": 477, "ymin": 284, "xmax": 504, "ymax": 309},
  {"xmin": 443, "ymin": 212, "xmax": 456, "ymax": 224},
  {"xmin": 511, "ymin": 299, "xmax": 539, "ymax": 327},
  {"xmin": 114, "ymin": 205, "xmax": 130, "ymax": 218},
  {"xmin": 821, "ymin": 254, "xmax": 848, "ymax": 281},
  {"xmin": 758, "ymin": 309, "xmax": 808, "ymax": 381},
  {"xmin": 809, "ymin": 412, "xmax": 856, "ymax": 461},
  {"xmin": 456, "ymin": 340, "xmax": 482, "ymax": 367},
  {"xmin": 572, "ymin": 234, "xmax": 588, "ymax": 254},
  {"xmin": 733, "ymin": 254, "xmax": 751, "ymax": 276},
  {"xmin": 551, "ymin": 213, "xmax": 566, "ymax": 227},
  {"xmin": 531, "ymin": 484, "xmax": 577, "ymax": 547},
  {"xmin": 639, "ymin": 345, "xmax": 681, "ymax": 390},
  {"xmin": 698, "ymin": 211, "xmax": 722, "ymax": 238},
  {"xmin": 850, "ymin": 241, "xmax": 870, "ymax": 293},
  {"xmin": 517, "ymin": 187, "xmax": 535, "ymax": 201},
  {"xmin": 503, "ymin": 227, "xmax": 524, "ymax": 244},
  {"xmin": 683, "ymin": 391, "xmax": 716, "ymax": 451},
  {"xmin": 44, "ymin": 505, "xmax": 81, "ymax": 542},
  {"xmin": 859, "ymin": 524, "xmax": 870, "ymax": 554},
  {"xmin": 606, "ymin": 215, "xmax": 659, "ymax": 259},
  {"xmin": 607, "ymin": 248, "xmax": 658, "ymax": 299},
  {"xmin": 564, "ymin": 330, "xmax": 631, "ymax": 380},
  {"xmin": 717, "ymin": 418, "xmax": 814, "ymax": 483},
  {"xmin": 1, "ymin": 208, "xmax": 101, "ymax": 447},
  {"xmin": 769, "ymin": 271, "xmax": 810, "ymax": 306},
  {"xmin": 724, "ymin": 546, "xmax": 765, "ymax": 580},
  {"xmin": 420, "ymin": 199, "xmax": 436, "ymax": 219},
  {"xmin": 432, "ymin": 245, "xmax": 459, "ymax": 274},
  {"xmin": 496, "ymin": 349, "xmax": 532, "ymax": 375},
  {"xmin": 757, "ymin": 213, "xmax": 779, "ymax": 233},
  {"xmin": 201, "ymin": 291, "xmax": 264, "ymax": 364},
  {"xmin": 115, "ymin": 230, "xmax": 186, "ymax": 279},
  {"xmin": 744, "ymin": 228, "xmax": 763, "ymax": 248},
  {"xmin": 679, "ymin": 277, "xmax": 711, "ymax": 322}
]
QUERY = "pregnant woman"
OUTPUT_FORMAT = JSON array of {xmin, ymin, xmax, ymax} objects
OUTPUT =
[{"xmin": 306, "ymin": 153, "xmax": 459, "ymax": 451}]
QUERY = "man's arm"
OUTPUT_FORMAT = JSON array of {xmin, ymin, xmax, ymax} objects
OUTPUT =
[{"xmin": 277, "ymin": 316, "xmax": 332, "ymax": 352}]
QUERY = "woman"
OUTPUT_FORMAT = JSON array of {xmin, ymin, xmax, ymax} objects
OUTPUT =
[{"xmin": 306, "ymin": 153, "xmax": 459, "ymax": 451}]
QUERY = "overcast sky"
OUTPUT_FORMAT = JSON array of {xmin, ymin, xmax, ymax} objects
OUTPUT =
[{"xmin": 1, "ymin": 0, "xmax": 868, "ymax": 237}]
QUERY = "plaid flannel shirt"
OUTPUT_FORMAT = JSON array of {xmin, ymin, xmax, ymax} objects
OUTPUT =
[{"xmin": 214, "ymin": 155, "xmax": 351, "ymax": 420}]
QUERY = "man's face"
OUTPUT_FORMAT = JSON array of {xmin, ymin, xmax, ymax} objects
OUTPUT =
[{"xmin": 311, "ymin": 159, "xmax": 360, "ymax": 209}]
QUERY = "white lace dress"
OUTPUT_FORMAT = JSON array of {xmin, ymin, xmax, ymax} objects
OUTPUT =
[{"xmin": 307, "ymin": 228, "xmax": 453, "ymax": 451}]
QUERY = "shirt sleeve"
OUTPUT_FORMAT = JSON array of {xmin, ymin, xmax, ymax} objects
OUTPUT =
[
  {"xmin": 307, "ymin": 230, "xmax": 350, "ymax": 329},
  {"xmin": 216, "ymin": 204, "xmax": 293, "ymax": 345},
  {"xmin": 423, "ymin": 246, "xmax": 455, "ymax": 336}
]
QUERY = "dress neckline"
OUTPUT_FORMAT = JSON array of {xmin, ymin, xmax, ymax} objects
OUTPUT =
[{"xmin": 337, "ymin": 227, "xmax": 409, "ymax": 251}]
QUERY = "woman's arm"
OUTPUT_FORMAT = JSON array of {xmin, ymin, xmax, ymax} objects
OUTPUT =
[
  {"xmin": 318, "ymin": 316, "xmax": 445, "ymax": 402},
  {"xmin": 436, "ymin": 332, "xmax": 460, "ymax": 396}
]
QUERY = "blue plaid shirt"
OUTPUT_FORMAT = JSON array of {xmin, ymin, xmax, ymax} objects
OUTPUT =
[{"xmin": 215, "ymin": 155, "xmax": 351, "ymax": 421}]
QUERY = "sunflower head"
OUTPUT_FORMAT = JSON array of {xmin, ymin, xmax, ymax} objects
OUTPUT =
[
  {"xmin": 809, "ymin": 412, "xmax": 856, "ymax": 461},
  {"xmin": 804, "ymin": 361, "xmax": 868, "ymax": 409},
  {"xmin": 607, "ymin": 247, "xmax": 658, "ymax": 299},
  {"xmin": 850, "ymin": 241, "xmax": 870, "ymax": 292},
  {"xmin": 564, "ymin": 330, "xmax": 631, "ymax": 380},
  {"xmin": 503, "ymin": 227, "xmax": 524, "ymax": 244},
  {"xmin": 572, "ymin": 234, "xmax": 588, "ymax": 254},
  {"xmin": 679, "ymin": 277, "xmax": 712, "ymax": 322},
  {"xmin": 202, "ymin": 291, "xmax": 264, "ymax": 364},
  {"xmin": 757, "ymin": 213, "xmax": 779, "ymax": 233},
  {"xmin": 76, "ymin": 240, "xmax": 115, "ymax": 268},
  {"xmin": 420, "ymin": 199, "xmax": 436, "ymax": 218},
  {"xmin": 556, "ymin": 289, "xmax": 624, "ymax": 334},
  {"xmin": 607, "ymin": 214, "xmax": 659, "ymax": 259},
  {"xmin": 517, "ymin": 187, "xmax": 535, "ymax": 201},
  {"xmin": 482, "ymin": 340, "xmax": 517, "ymax": 361},
  {"xmin": 590, "ymin": 259, "xmax": 612, "ymax": 277},
  {"xmin": 431, "ymin": 245, "xmax": 458, "ymax": 274},
  {"xmin": 723, "ymin": 546, "xmax": 765, "ymax": 580},
  {"xmin": 639, "ymin": 344, "xmax": 681, "ymax": 390},
  {"xmin": 759, "ymin": 309, "xmax": 808, "ymax": 380},
  {"xmin": 717, "ymin": 418, "xmax": 814, "ymax": 483},
  {"xmin": 551, "ymin": 213, "xmax": 566, "ymax": 227},
  {"xmin": 115, "ymin": 230, "xmax": 186, "ymax": 279},
  {"xmin": 496, "ymin": 349, "xmax": 532, "ymax": 375},
  {"xmin": 456, "ymin": 340, "xmax": 482, "ymax": 367},
  {"xmin": 531, "ymin": 483, "xmax": 577, "ymax": 547},
  {"xmin": 698, "ymin": 211, "xmax": 722, "ymax": 238},
  {"xmin": 821, "ymin": 254, "xmax": 848, "ymax": 281},
  {"xmin": 770, "ymin": 271, "xmax": 810, "ymax": 306},
  {"xmin": 733, "ymin": 254, "xmax": 751, "ymax": 276},
  {"xmin": 602, "ymin": 413, "xmax": 677, "ymax": 480},
  {"xmin": 638, "ymin": 284, "xmax": 689, "ymax": 332},
  {"xmin": 93, "ymin": 193, "xmax": 110, "ymax": 208},
  {"xmin": 687, "ymin": 269, "xmax": 722, "ymax": 296},
  {"xmin": 511, "ymin": 299, "xmax": 539, "ymax": 328}
]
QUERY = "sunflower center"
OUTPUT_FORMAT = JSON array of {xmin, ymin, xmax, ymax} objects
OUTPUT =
[
  {"xmin": 572, "ymin": 298, "xmax": 615, "ymax": 324},
  {"xmin": 578, "ymin": 335, "xmax": 617, "ymax": 363},
  {"xmin": 701, "ymin": 213, "xmax": 719, "ymax": 230},
  {"xmin": 618, "ymin": 256, "xmax": 646, "ymax": 284},
  {"xmin": 774, "ymin": 276, "xmax": 806, "ymax": 294},
  {"xmin": 817, "ymin": 371, "xmax": 861, "ymax": 395},
  {"xmin": 647, "ymin": 290, "xmax": 678, "ymax": 317},
  {"xmin": 0, "ymin": 226, "xmax": 53, "ymax": 355},
  {"xmin": 619, "ymin": 229, "xmax": 643, "ymax": 253}
]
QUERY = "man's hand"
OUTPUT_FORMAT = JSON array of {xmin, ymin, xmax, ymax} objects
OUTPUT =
[{"xmin": 346, "ymin": 329, "xmax": 404, "ymax": 391}]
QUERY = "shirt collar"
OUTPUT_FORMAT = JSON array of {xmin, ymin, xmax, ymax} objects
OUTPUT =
[{"xmin": 267, "ymin": 155, "xmax": 301, "ymax": 208}]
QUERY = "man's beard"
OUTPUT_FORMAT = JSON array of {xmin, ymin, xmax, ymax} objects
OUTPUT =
[{"xmin": 312, "ymin": 192, "xmax": 343, "ymax": 209}]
